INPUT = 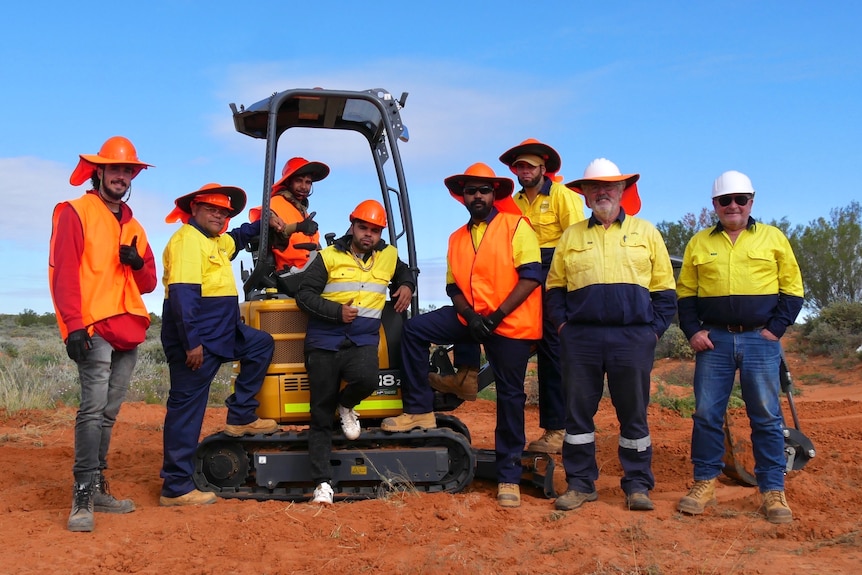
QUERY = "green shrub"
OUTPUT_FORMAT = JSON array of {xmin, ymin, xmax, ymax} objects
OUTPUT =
[
  {"xmin": 798, "ymin": 301, "xmax": 862, "ymax": 359},
  {"xmin": 655, "ymin": 324, "xmax": 695, "ymax": 360}
]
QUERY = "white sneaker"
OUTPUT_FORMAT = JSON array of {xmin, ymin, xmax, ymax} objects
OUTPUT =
[
  {"xmin": 311, "ymin": 482, "xmax": 334, "ymax": 504},
  {"xmin": 338, "ymin": 405, "xmax": 361, "ymax": 440}
]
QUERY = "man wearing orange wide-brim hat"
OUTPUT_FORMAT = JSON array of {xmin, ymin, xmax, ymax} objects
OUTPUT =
[
  {"xmin": 547, "ymin": 158, "xmax": 677, "ymax": 513},
  {"xmin": 50, "ymin": 135, "xmax": 158, "ymax": 533},
  {"xmin": 158, "ymin": 183, "xmax": 286, "ymax": 507},
  {"xmin": 382, "ymin": 162, "xmax": 543, "ymax": 509}
]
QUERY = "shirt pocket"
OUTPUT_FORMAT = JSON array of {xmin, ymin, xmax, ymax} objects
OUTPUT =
[
  {"xmin": 621, "ymin": 237, "xmax": 652, "ymax": 277},
  {"xmin": 746, "ymin": 249, "xmax": 779, "ymax": 291}
]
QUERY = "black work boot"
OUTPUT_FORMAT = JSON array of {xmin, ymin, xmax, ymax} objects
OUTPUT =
[
  {"xmin": 93, "ymin": 472, "xmax": 135, "ymax": 514},
  {"xmin": 67, "ymin": 479, "xmax": 95, "ymax": 532}
]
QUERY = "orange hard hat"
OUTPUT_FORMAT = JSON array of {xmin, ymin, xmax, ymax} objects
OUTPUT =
[
  {"xmin": 444, "ymin": 162, "xmax": 514, "ymax": 201},
  {"xmin": 349, "ymin": 199, "xmax": 387, "ymax": 228},
  {"xmin": 499, "ymin": 138, "xmax": 562, "ymax": 174},
  {"xmin": 69, "ymin": 136, "xmax": 154, "ymax": 186},
  {"xmin": 272, "ymin": 157, "xmax": 330, "ymax": 195}
]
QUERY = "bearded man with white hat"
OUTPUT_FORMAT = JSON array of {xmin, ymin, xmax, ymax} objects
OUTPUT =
[{"xmin": 546, "ymin": 158, "xmax": 676, "ymax": 513}]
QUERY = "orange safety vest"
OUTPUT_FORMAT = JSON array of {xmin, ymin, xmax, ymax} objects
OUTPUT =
[
  {"xmin": 448, "ymin": 213, "xmax": 542, "ymax": 340},
  {"xmin": 250, "ymin": 194, "xmax": 320, "ymax": 270},
  {"xmin": 49, "ymin": 193, "xmax": 150, "ymax": 341}
]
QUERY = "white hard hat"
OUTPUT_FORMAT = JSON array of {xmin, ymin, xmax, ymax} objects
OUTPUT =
[{"xmin": 712, "ymin": 170, "xmax": 755, "ymax": 198}]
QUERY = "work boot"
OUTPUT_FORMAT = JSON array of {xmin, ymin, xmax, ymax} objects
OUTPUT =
[
  {"xmin": 338, "ymin": 405, "xmax": 361, "ymax": 440},
  {"xmin": 762, "ymin": 490, "xmax": 793, "ymax": 524},
  {"xmin": 428, "ymin": 366, "xmax": 479, "ymax": 401},
  {"xmin": 497, "ymin": 483, "xmax": 521, "ymax": 508},
  {"xmin": 381, "ymin": 412, "xmax": 437, "ymax": 432},
  {"xmin": 626, "ymin": 491, "xmax": 655, "ymax": 511},
  {"xmin": 67, "ymin": 479, "xmax": 95, "ymax": 532},
  {"xmin": 527, "ymin": 429, "xmax": 565, "ymax": 454},
  {"xmin": 678, "ymin": 478, "xmax": 717, "ymax": 515},
  {"xmin": 554, "ymin": 489, "xmax": 598, "ymax": 511},
  {"xmin": 159, "ymin": 489, "xmax": 217, "ymax": 507},
  {"xmin": 93, "ymin": 472, "xmax": 135, "ymax": 514},
  {"xmin": 223, "ymin": 418, "xmax": 279, "ymax": 437}
]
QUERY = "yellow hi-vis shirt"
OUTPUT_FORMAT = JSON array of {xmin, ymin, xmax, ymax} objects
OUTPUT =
[
  {"xmin": 513, "ymin": 180, "xmax": 585, "ymax": 249},
  {"xmin": 676, "ymin": 220, "xmax": 804, "ymax": 339},
  {"xmin": 546, "ymin": 212, "xmax": 677, "ymax": 333}
]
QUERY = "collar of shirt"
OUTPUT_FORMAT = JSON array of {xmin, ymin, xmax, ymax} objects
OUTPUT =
[
  {"xmin": 711, "ymin": 216, "xmax": 757, "ymax": 235},
  {"xmin": 189, "ymin": 219, "xmax": 220, "ymax": 238},
  {"xmin": 516, "ymin": 176, "xmax": 552, "ymax": 200},
  {"xmin": 587, "ymin": 209, "xmax": 626, "ymax": 228}
]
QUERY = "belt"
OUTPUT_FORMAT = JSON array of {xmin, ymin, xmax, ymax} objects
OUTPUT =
[{"xmin": 708, "ymin": 324, "xmax": 764, "ymax": 333}]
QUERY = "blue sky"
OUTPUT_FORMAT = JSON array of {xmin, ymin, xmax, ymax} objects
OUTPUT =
[{"xmin": 1, "ymin": 1, "xmax": 859, "ymax": 315}]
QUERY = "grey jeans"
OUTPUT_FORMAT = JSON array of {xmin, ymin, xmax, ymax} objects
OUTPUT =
[{"xmin": 73, "ymin": 334, "xmax": 137, "ymax": 483}]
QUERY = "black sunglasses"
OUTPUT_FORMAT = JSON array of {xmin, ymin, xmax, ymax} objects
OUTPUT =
[
  {"xmin": 715, "ymin": 194, "xmax": 752, "ymax": 207},
  {"xmin": 463, "ymin": 185, "xmax": 495, "ymax": 195}
]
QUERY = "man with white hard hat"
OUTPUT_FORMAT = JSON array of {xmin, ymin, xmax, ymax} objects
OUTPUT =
[
  {"xmin": 676, "ymin": 170, "xmax": 804, "ymax": 524},
  {"xmin": 546, "ymin": 158, "xmax": 676, "ymax": 513}
]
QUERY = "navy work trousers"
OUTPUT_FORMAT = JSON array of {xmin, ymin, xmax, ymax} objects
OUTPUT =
[
  {"xmin": 160, "ymin": 324, "xmax": 273, "ymax": 498},
  {"xmin": 401, "ymin": 305, "xmax": 534, "ymax": 484}
]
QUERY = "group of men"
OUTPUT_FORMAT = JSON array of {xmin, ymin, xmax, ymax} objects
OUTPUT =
[{"xmin": 49, "ymin": 135, "xmax": 803, "ymax": 533}]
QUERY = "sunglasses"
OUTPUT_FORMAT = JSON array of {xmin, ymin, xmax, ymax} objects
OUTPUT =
[
  {"xmin": 463, "ymin": 185, "xmax": 495, "ymax": 195},
  {"xmin": 715, "ymin": 194, "xmax": 752, "ymax": 207}
]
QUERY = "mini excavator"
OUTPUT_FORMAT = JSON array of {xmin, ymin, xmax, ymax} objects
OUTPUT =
[{"xmin": 191, "ymin": 88, "xmax": 555, "ymax": 501}]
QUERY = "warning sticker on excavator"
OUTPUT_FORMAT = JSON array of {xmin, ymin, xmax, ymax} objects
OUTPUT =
[{"xmin": 351, "ymin": 465, "xmax": 368, "ymax": 476}]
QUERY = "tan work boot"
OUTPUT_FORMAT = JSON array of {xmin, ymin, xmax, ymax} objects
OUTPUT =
[
  {"xmin": 223, "ymin": 418, "xmax": 279, "ymax": 437},
  {"xmin": 554, "ymin": 489, "xmax": 598, "ymax": 511},
  {"xmin": 527, "ymin": 429, "xmax": 565, "ymax": 454},
  {"xmin": 497, "ymin": 483, "xmax": 521, "ymax": 508},
  {"xmin": 762, "ymin": 490, "xmax": 793, "ymax": 524},
  {"xmin": 626, "ymin": 491, "xmax": 654, "ymax": 511},
  {"xmin": 678, "ymin": 478, "xmax": 717, "ymax": 515},
  {"xmin": 159, "ymin": 489, "xmax": 217, "ymax": 507},
  {"xmin": 381, "ymin": 412, "xmax": 437, "ymax": 432},
  {"xmin": 428, "ymin": 366, "xmax": 479, "ymax": 401}
]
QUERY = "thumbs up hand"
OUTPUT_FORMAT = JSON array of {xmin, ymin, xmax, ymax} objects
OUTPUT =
[{"xmin": 119, "ymin": 235, "xmax": 144, "ymax": 270}]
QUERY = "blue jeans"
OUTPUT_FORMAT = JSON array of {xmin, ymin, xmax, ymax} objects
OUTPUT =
[
  {"xmin": 73, "ymin": 334, "xmax": 137, "ymax": 483},
  {"xmin": 691, "ymin": 328, "xmax": 785, "ymax": 492}
]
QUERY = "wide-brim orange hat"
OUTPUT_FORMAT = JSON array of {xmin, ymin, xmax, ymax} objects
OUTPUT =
[
  {"xmin": 499, "ymin": 138, "xmax": 562, "ymax": 174},
  {"xmin": 565, "ymin": 158, "xmax": 641, "ymax": 216},
  {"xmin": 444, "ymin": 162, "xmax": 514, "ymax": 201},
  {"xmin": 69, "ymin": 136, "xmax": 154, "ymax": 186},
  {"xmin": 165, "ymin": 183, "xmax": 247, "ymax": 224},
  {"xmin": 271, "ymin": 157, "xmax": 330, "ymax": 195}
]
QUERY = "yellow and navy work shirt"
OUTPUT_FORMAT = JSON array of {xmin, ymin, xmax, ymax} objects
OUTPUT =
[
  {"xmin": 295, "ymin": 235, "xmax": 415, "ymax": 350},
  {"xmin": 513, "ymin": 178, "xmax": 585, "ymax": 266},
  {"xmin": 677, "ymin": 218, "xmax": 804, "ymax": 339},
  {"xmin": 161, "ymin": 219, "xmax": 261, "ymax": 360},
  {"xmin": 546, "ymin": 211, "xmax": 677, "ymax": 336}
]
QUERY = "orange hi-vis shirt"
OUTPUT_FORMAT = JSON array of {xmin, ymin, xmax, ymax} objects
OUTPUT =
[
  {"xmin": 250, "ymin": 194, "xmax": 319, "ymax": 270},
  {"xmin": 448, "ymin": 212, "xmax": 542, "ymax": 340}
]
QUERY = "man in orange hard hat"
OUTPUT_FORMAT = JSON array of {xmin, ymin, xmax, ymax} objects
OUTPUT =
[
  {"xmin": 250, "ymin": 157, "xmax": 327, "ymax": 271},
  {"xmin": 548, "ymin": 158, "xmax": 675, "ymax": 513},
  {"xmin": 382, "ymin": 163, "xmax": 542, "ymax": 508},
  {"xmin": 49, "ymin": 136, "xmax": 159, "ymax": 532},
  {"xmin": 294, "ymin": 199, "xmax": 415, "ymax": 504},
  {"xmin": 159, "ymin": 183, "xmax": 286, "ymax": 507},
  {"xmin": 501, "ymin": 139, "xmax": 585, "ymax": 454}
]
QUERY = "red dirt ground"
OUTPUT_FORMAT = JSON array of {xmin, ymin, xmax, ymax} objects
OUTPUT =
[{"xmin": 1, "ymin": 343, "xmax": 860, "ymax": 575}]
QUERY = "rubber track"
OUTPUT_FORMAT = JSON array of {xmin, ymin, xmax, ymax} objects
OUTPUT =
[{"xmin": 193, "ymin": 427, "xmax": 476, "ymax": 502}]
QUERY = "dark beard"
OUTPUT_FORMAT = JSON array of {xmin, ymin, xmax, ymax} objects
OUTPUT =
[
  {"xmin": 468, "ymin": 201, "xmax": 492, "ymax": 221},
  {"xmin": 518, "ymin": 173, "xmax": 543, "ymax": 188}
]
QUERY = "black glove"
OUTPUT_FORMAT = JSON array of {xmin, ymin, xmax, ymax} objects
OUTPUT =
[
  {"xmin": 119, "ymin": 236, "xmax": 144, "ymax": 270},
  {"xmin": 66, "ymin": 329, "xmax": 93, "ymax": 362},
  {"xmin": 295, "ymin": 212, "xmax": 318, "ymax": 235},
  {"xmin": 461, "ymin": 307, "xmax": 492, "ymax": 342},
  {"xmin": 482, "ymin": 309, "xmax": 507, "ymax": 334}
]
